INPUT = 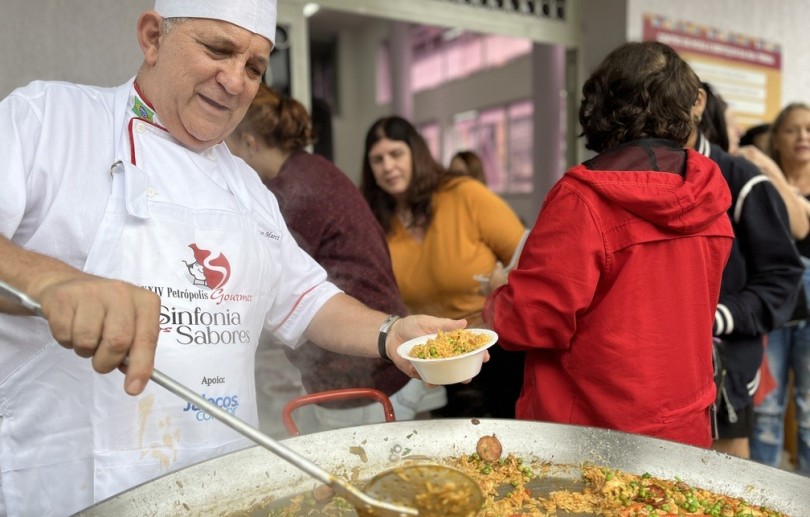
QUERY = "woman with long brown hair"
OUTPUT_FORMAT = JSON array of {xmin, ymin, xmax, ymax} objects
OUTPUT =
[{"xmin": 360, "ymin": 116, "xmax": 526, "ymax": 418}]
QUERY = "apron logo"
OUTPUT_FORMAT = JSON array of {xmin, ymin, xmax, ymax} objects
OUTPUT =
[
  {"xmin": 183, "ymin": 244, "xmax": 231, "ymax": 289},
  {"xmin": 182, "ymin": 244, "xmax": 253, "ymax": 306},
  {"xmin": 182, "ymin": 393, "xmax": 240, "ymax": 421}
]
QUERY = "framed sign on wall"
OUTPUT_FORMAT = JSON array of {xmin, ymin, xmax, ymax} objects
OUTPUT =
[{"xmin": 643, "ymin": 13, "xmax": 782, "ymax": 130}]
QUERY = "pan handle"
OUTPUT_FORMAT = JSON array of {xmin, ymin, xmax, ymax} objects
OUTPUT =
[{"xmin": 283, "ymin": 388, "xmax": 396, "ymax": 436}]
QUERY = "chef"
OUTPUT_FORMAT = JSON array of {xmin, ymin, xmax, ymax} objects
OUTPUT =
[{"xmin": 0, "ymin": 1, "xmax": 465, "ymax": 515}]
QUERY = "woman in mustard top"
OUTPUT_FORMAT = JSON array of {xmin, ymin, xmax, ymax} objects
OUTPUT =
[{"xmin": 360, "ymin": 116, "xmax": 526, "ymax": 417}]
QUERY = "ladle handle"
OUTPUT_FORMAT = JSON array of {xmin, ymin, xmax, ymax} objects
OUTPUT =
[
  {"xmin": 0, "ymin": 280, "xmax": 418, "ymax": 515},
  {"xmin": 0, "ymin": 279, "xmax": 44, "ymax": 317},
  {"xmin": 146, "ymin": 366, "xmax": 338, "ymax": 482},
  {"xmin": 124, "ymin": 369, "xmax": 415, "ymax": 515},
  {"xmin": 160, "ymin": 378, "xmax": 417, "ymax": 515}
]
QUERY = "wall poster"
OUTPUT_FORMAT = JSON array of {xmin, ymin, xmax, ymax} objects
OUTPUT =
[{"xmin": 643, "ymin": 13, "xmax": 782, "ymax": 130}]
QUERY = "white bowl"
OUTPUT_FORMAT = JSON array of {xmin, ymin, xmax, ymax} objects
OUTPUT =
[{"xmin": 396, "ymin": 329, "xmax": 498, "ymax": 385}]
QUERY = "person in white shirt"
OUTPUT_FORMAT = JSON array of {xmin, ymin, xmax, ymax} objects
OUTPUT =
[{"xmin": 0, "ymin": 1, "xmax": 468, "ymax": 515}]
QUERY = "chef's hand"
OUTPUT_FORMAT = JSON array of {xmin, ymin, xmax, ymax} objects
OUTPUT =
[
  {"xmin": 35, "ymin": 273, "xmax": 160, "ymax": 395},
  {"xmin": 384, "ymin": 316, "xmax": 490, "ymax": 382}
]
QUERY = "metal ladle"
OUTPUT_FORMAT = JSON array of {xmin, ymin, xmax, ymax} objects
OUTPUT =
[{"xmin": 0, "ymin": 280, "xmax": 483, "ymax": 517}]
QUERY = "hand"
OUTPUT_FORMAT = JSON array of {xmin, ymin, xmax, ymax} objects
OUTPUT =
[
  {"xmin": 36, "ymin": 273, "xmax": 161, "ymax": 395},
  {"xmin": 487, "ymin": 261, "xmax": 508, "ymax": 293},
  {"xmin": 474, "ymin": 262, "xmax": 509, "ymax": 296},
  {"xmin": 737, "ymin": 144, "xmax": 810, "ymax": 239},
  {"xmin": 385, "ymin": 316, "xmax": 490, "ymax": 381},
  {"xmin": 737, "ymin": 145, "xmax": 782, "ymax": 181}
]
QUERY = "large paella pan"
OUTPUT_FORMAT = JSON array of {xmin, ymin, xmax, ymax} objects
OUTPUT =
[{"xmin": 75, "ymin": 419, "xmax": 809, "ymax": 516}]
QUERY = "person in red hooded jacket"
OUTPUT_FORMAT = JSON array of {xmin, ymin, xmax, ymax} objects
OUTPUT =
[{"xmin": 484, "ymin": 41, "xmax": 734, "ymax": 448}]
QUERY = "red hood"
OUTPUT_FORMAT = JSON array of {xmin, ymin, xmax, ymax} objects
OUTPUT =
[{"xmin": 565, "ymin": 148, "xmax": 731, "ymax": 235}]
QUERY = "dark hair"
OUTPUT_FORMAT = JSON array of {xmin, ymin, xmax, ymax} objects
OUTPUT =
[
  {"xmin": 770, "ymin": 103, "xmax": 810, "ymax": 169},
  {"xmin": 739, "ymin": 123, "xmax": 771, "ymax": 148},
  {"xmin": 699, "ymin": 82, "xmax": 730, "ymax": 152},
  {"xmin": 360, "ymin": 116, "xmax": 447, "ymax": 234},
  {"xmin": 579, "ymin": 41, "xmax": 700, "ymax": 152},
  {"xmin": 450, "ymin": 150, "xmax": 487, "ymax": 185},
  {"xmin": 231, "ymin": 83, "xmax": 314, "ymax": 154}
]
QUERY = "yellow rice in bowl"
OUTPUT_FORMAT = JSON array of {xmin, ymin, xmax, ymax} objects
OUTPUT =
[{"xmin": 409, "ymin": 329, "xmax": 491, "ymax": 360}]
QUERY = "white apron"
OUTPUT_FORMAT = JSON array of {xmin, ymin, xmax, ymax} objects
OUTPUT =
[{"xmin": 0, "ymin": 86, "xmax": 276, "ymax": 516}]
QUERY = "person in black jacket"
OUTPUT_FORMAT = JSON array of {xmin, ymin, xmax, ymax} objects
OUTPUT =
[{"xmin": 690, "ymin": 82, "xmax": 804, "ymax": 457}]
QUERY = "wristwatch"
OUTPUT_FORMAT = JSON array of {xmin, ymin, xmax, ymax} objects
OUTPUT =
[{"xmin": 377, "ymin": 314, "xmax": 401, "ymax": 362}]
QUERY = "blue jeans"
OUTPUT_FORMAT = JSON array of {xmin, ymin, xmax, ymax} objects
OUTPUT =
[{"xmin": 750, "ymin": 263, "xmax": 810, "ymax": 474}]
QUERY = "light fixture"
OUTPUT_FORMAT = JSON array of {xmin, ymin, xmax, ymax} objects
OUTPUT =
[{"xmin": 303, "ymin": 3, "xmax": 320, "ymax": 18}]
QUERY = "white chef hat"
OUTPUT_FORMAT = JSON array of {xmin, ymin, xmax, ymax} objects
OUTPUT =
[{"xmin": 154, "ymin": 0, "xmax": 277, "ymax": 44}]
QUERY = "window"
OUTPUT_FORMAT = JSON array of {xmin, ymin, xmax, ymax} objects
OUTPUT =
[
  {"xmin": 506, "ymin": 100, "xmax": 534, "ymax": 193},
  {"xmin": 417, "ymin": 121, "xmax": 442, "ymax": 162},
  {"xmin": 445, "ymin": 33, "xmax": 482, "ymax": 82},
  {"xmin": 375, "ymin": 41, "xmax": 392, "ymax": 105},
  {"xmin": 448, "ymin": 100, "xmax": 533, "ymax": 194},
  {"xmin": 375, "ymin": 27, "xmax": 532, "ymax": 103},
  {"xmin": 412, "ymin": 29, "xmax": 531, "ymax": 93},
  {"xmin": 373, "ymin": 26, "xmax": 535, "ymax": 193},
  {"xmin": 483, "ymin": 34, "xmax": 532, "ymax": 69}
]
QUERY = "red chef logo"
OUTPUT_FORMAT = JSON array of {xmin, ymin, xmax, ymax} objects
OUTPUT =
[{"xmin": 183, "ymin": 244, "xmax": 231, "ymax": 290}]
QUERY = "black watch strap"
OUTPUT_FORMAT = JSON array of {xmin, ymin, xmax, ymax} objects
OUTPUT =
[{"xmin": 378, "ymin": 314, "xmax": 401, "ymax": 361}]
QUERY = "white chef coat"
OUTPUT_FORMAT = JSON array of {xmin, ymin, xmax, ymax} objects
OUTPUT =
[{"xmin": 0, "ymin": 79, "xmax": 341, "ymax": 516}]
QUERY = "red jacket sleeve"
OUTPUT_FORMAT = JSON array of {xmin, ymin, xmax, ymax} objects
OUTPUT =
[{"xmin": 484, "ymin": 181, "xmax": 605, "ymax": 351}]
